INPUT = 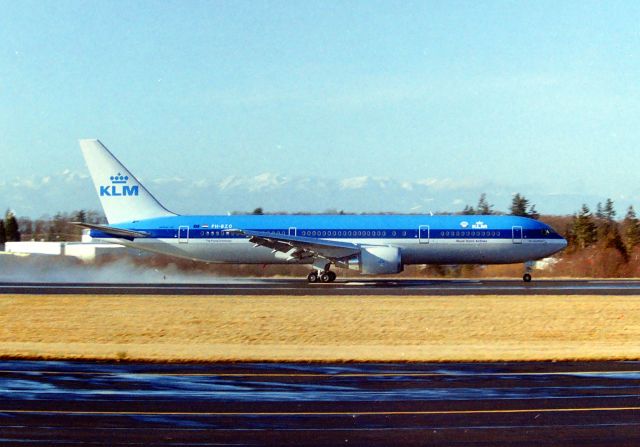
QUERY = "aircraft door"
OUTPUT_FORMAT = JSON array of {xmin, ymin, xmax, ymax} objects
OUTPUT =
[
  {"xmin": 419, "ymin": 225, "xmax": 430, "ymax": 244},
  {"xmin": 288, "ymin": 227, "xmax": 297, "ymax": 237},
  {"xmin": 178, "ymin": 226, "xmax": 189, "ymax": 244},
  {"xmin": 512, "ymin": 226, "xmax": 523, "ymax": 244}
]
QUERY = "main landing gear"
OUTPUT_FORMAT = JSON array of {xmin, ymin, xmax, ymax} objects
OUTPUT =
[
  {"xmin": 307, "ymin": 260, "xmax": 337, "ymax": 283},
  {"xmin": 307, "ymin": 270, "xmax": 337, "ymax": 283}
]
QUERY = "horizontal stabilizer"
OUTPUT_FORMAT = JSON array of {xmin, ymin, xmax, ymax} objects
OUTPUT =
[{"xmin": 71, "ymin": 222, "xmax": 150, "ymax": 240}]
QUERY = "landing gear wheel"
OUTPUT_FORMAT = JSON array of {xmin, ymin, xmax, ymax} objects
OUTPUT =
[
  {"xmin": 307, "ymin": 272, "xmax": 319, "ymax": 283},
  {"xmin": 327, "ymin": 271, "xmax": 337, "ymax": 282},
  {"xmin": 523, "ymin": 273, "xmax": 532, "ymax": 283},
  {"xmin": 320, "ymin": 273, "xmax": 331, "ymax": 283}
]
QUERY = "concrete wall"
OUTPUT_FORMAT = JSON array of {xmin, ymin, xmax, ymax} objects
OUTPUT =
[
  {"xmin": 5, "ymin": 241, "xmax": 65, "ymax": 256},
  {"xmin": 4, "ymin": 241, "xmax": 127, "ymax": 261}
]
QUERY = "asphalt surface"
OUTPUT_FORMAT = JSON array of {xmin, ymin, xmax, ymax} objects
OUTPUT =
[
  {"xmin": 1, "ymin": 360, "xmax": 639, "ymax": 446},
  {"xmin": 3, "ymin": 279, "xmax": 640, "ymax": 295}
]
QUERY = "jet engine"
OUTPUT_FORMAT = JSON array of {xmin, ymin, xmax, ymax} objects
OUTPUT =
[{"xmin": 342, "ymin": 246, "xmax": 403, "ymax": 275}]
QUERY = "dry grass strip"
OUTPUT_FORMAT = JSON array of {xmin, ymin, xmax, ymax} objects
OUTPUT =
[{"xmin": 1, "ymin": 294, "xmax": 640, "ymax": 362}]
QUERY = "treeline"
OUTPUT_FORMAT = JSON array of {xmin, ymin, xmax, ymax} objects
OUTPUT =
[
  {"xmin": 550, "ymin": 199, "xmax": 640, "ymax": 277},
  {"xmin": 15, "ymin": 210, "xmax": 105, "ymax": 242},
  {"xmin": 462, "ymin": 193, "xmax": 539, "ymax": 218}
]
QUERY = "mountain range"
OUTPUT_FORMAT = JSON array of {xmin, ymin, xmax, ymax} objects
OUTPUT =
[{"xmin": 0, "ymin": 169, "xmax": 613, "ymax": 218}]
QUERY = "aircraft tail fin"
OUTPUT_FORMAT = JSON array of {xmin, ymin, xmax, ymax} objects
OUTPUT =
[{"xmin": 79, "ymin": 139, "xmax": 176, "ymax": 224}]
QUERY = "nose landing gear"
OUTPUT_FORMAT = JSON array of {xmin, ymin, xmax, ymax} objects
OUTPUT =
[{"xmin": 523, "ymin": 261, "xmax": 534, "ymax": 282}]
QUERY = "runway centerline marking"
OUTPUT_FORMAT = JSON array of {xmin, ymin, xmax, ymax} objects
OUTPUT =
[{"xmin": 1, "ymin": 407, "xmax": 639, "ymax": 417}]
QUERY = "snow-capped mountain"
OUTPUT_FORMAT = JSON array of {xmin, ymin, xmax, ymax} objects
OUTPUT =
[{"xmin": 0, "ymin": 170, "xmax": 614, "ymax": 218}]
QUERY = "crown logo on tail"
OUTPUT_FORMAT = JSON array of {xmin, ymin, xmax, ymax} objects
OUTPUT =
[{"xmin": 110, "ymin": 173, "xmax": 129, "ymax": 184}]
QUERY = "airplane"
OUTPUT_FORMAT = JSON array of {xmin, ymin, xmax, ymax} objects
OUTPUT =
[{"xmin": 74, "ymin": 139, "xmax": 567, "ymax": 283}]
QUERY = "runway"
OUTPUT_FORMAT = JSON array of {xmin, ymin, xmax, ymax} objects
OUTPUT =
[
  {"xmin": 3, "ymin": 279, "xmax": 640, "ymax": 295},
  {"xmin": 1, "ymin": 360, "xmax": 639, "ymax": 446}
]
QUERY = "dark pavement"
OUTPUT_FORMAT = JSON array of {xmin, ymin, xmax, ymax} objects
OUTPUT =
[
  {"xmin": 4, "ymin": 279, "xmax": 640, "ymax": 295},
  {"xmin": 1, "ymin": 361, "xmax": 639, "ymax": 446}
]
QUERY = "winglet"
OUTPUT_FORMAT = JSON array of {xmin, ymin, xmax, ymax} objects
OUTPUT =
[{"xmin": 79, "ymin": 139, "xmax": 176, "ymax": 223}]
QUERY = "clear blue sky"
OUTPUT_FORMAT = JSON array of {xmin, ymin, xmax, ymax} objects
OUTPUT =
[{"xmin": 2, "ymin": 1, "xmax": 640, "ymax": 211}]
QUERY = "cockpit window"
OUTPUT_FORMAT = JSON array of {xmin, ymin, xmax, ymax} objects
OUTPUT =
[{"xmin": 542, "ymin": 229, "xmax": 550, "ymax": 236}]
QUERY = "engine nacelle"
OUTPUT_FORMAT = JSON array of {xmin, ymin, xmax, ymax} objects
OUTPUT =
[{"xmin": 352, "ymin": 246, "xmax": 403, "ymax": 275}]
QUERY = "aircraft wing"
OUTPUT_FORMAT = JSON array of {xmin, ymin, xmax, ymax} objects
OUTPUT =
[
  {"xmin": 71, "ymin": 222, "xmax": 150, "ymax": 241},
  {"xmin": 225, "ymin": 229, "xmax": 361, "ymax": 261}
]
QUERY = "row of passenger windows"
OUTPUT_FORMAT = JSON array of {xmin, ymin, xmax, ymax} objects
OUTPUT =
[
  {"xmin": 300, "ymin": 230, "xmax": 395, "ymax": 237},
  {"xmin": 198, "ymin": 231, "xmax": 235, "ymax": 237},
  {"xmin": 440, "ymin": 230, "xmax": 502, "ymax": 237}
]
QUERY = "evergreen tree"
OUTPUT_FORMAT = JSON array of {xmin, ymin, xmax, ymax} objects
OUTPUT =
[
  {"xmin": 252, "ymin": 207, "xmax": 264, "ymax": 215},
  {"xmin": 596, "ymin": 199, "xmax": 618, "ymax": 244},
  {"xmin": 476, "ymin": 193, "xmax": 494, "ymax": 215},
  {"xmin": 509, "ymin": 193, "xmax": 539, "ymax": 218},
  {"xmin": 602, "ymin": 198, "xmax": 616, "ymax": 221},
  {"xmin": 601, "ymin": 222, "xmax": 628, "ymax": 261},
  {"xmin": 623, "ymin": 206, "xmax": 640, "ymax": 250},
  {"xmin": 0, "ymin": 220, "xmax": 5, "ymax": 245},
  {"xmin": 4, "ymin": 210, "xmax": 20, "ymax": 242},
  {"xmin": 595, "ymin": 202, "xmax": 605, "ymax": 219},
  {"xmin": 572, "ymin": 204, "xmax": 597, "ymax": 249},
  {"xmin": 461, "ymin": 205, "xmax": 475, "ymax": 215},
  {"xmin": 510, "ymin": 193, "xmax": 529, "ymax": 216}
]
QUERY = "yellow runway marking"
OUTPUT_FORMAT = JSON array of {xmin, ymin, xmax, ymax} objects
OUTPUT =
[{"xmin": 1, "ymin": 407, "xmax": 639, "ymax": 417}]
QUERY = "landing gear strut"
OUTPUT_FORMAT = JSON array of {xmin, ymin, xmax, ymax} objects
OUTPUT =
[
  {"xmin": 523, "ymin": 261, "xmax": 534, "ymax": 282},
  {"xmin": 308, "ymin": 270, "xmax": 337, "ymax": 283}
]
